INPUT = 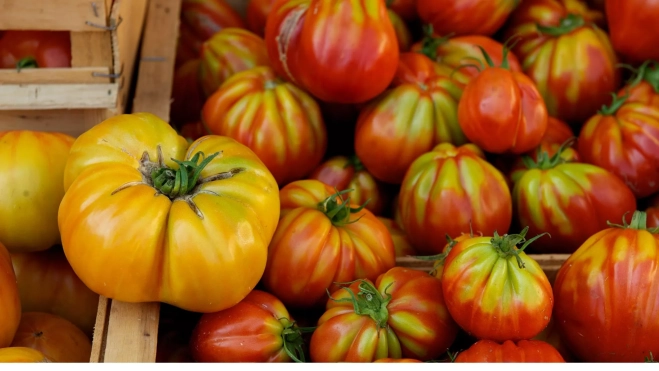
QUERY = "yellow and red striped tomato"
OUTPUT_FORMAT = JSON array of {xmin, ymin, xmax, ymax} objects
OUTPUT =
[
  {"xmin": 198, "ymin": 28, "xmax": 270, "ymax": 97},
  {"xmin": 0, "ymin": 347, "xmax": 49, "ymax": 363},
  {"xmin": 577, "ymin": 95, "xmax": 659, "ymax": 198},
  {"xmin": 504, "ymin": 0, "xmax": 619, "ymax": 125},
  {"xmin": 388, "ymin": 0, "xmax": 417, "ymax": 22},
  {"xmin": 533, "ymin": 318, "xmax": 576, "ymax": 362},
  {"xmin": 618, "ymin": 60, "xmax": 659, "ymax": 107},
  {"xmin": 176, "ymin": 0, "xmax": 246, "ymax": 66},
  {"xmin": 246, "ymin": 0, "xmax": 275, "ymax": 37},
  {"xmin": 397, "ymin": 143, "xmax": 512, "ymax": 255},
  {"xmin": 388, "ymin": 10, "xmax": 412, "ymax": 52},
  {"xmin": 309, "ymin": 156, "xmax": 387, "ymax": 216},
  {"xmin": 442, "ymin": 230, "xmax": 554, "ymax": 341},
  {"xmin": 373, "ymin": 358, "xmax": 423, "ymax": 363},
  {"xmin": 355, "ymin": 52, "xmax": 464, "ymax": 184},
  {"xmin": 309, "ymin": 267, "xmax": 459, "ymax": 362},
  {"xmin": 59, "ymin": 113, "xmax": 280, "ymax": 313},
  {"xmin": 170, "ymin": 59, "xmax": 204, "ymax": 126},
  {"xmin": 553, "ymin": 211, "xmax": 659, "ymax": 362},
  {"xmin": 265, "ymin": 0, "xmax": 399, "ymax": 104},
  {"xmin": 455, "ymin": 340, "xmax": 565, "ymax": 362},
  {"xmin": 647, "ymin": 195, "xmax": 659, "ymax": 229},
  {"xmin": 262, "ymin": 180, "xmax": 396, "ymax": 310},
  {"xmin": 0, "ymin": 131, "xmax": 74, "ymax": 253},
  {"xmin": 606, "ymin": 0, "xmax": 659, "ymax": 63},
  {"xmin": 202, "ymin": 66, "xmax": 327, "ymax": 186},
  {"xmin": 417, "ymin": 0, "xmax": 519, "ymax": 36},
  {"xmin": 376, "ymin": 217, "xmax": 415, "ymax": 257},
  {"xmin": 0, "ymin": 241, "xmax": 21, "ymax": 348},
  {"xmin": 179, "ymin": 121, "xmax": 208, "ymax": 143}
]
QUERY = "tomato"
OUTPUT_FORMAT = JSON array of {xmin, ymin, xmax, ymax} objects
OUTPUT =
[
  {"xmin": 179, "ymin": 121, "xmax": 208, "ymax": 142},
  {"xmin": 417, "ymin": 233, "xmax": 475, "ymax": 280},
  {"xmin": 190, "ymin": 290, "xmax": 309, "ymax": 362},
  {"xmin": 647, "ymin": 195, "xmax": 659, "ymax": 229},
  {"xmin": 373, "ymin": 358, "xmax": 423, "ymax": 363},
  {"xmin": 376, "ymin": 217, "xmax": 415, "ymax": 257},
  {"xmin": 454, "ymin": 340, "xmax": 565, "ymax": 362},
  {"xmin": 176, "ymin": 0, "xmax": 246, "ymax": 66},
  {"xmin": 397, "ymin": 143, "xmax": 512, "ymax": 255},
  {"xmin": 606, "ymin": 0, "xmax": 659, "ymax": 63},
  {"xmin": 388, "ymin": 10, "xmax": 412, "ymax": 52},
  {"xmin": 457, "ymin": 47, "xmax": 548, "ymax": 155},
  {"xmin": 0, "ymin": 31, "xmax": 71, "ymax": 69},
  {"xmin": 577, "ymin": 95, "xmax": 659, "ymax": 198},
  {"xmin": 262, "ymin": 180, "xmax": 396, "ymax": 309},
  {"xmin": 442, "ymin": 229, "xmax": 554, "ymax": 341},
  {"xmin": 170, "ymin": 59, "xmax": 205, "ymax": 126},
  {"xmin": 309, "ymin": 156, "xmax": 387, "ymax": 216},
  {"xmin": 246, "ymin": 0, "xmax": 275, "ymax": 36},
  {"xmin": 0, "ymin": 242, "xmax": 20, "ymax": 348},
  {"xmin": 59, "ymin": 113, "xmax": 280, "ymax": 313},
  {"xmin": 10, "ymin": 312, "xmax": 91, "ymax": 363},
  {"xmin": 11, "ymin": 247, "xmax": 99, "ymax": 337},
  {"xmin": 265, "ymin": 0, "xmax": 399, "ymax": 104},
  {"xmin": 0, "ymin": 131, "xmax": 74, "ymax": 253},
  {"xmin": 512, "ymin": 144, "xmax": 637, "ymax": 254},
  {"xmin": 202, "ymin": 66, "xmax": 327, "ymax": 186},
  {"xmin": 354, "ymin": 52, "xmax": 464, "ymax": 184},
  {"xmin": 309, "ymin": 267, "xmax": 459, "ymax": 362},
  {"xmin": 388, "ymin": 0, "xmax": 417, "ymax": 21},
  {"xmin": 553, "ymin": 211, "xmax": 659, "ymax": 362},
  {"xmin": 0, "ymin": 347, "xmax": 49, "ymax": 363},
  {"xmin": 532, "ymin": 317, "xmax": 575, "ymax": 362},
  {"xmin": 619, "ymin": 60, "xmax": 659, "ymax": 107},
  {"xmin": 504, "ymin": 0, "xmax": 619, "ymax": 125},
  {"xmin": 416, "ymin": 0, "xmax": 519, "ymax": 37}
]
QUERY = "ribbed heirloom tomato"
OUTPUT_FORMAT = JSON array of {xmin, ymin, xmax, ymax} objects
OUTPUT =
[
  {"xmin": 388, "ymin": 9, "xmax": 412, "ymax": 52},
  {"xmin": 621, "ymin": 61, "xmax": 659, "ymax": 106},
  {"xmin": 376, "ymin": 217, "xmax": 415, "ymax": 257},
  {"xmin": 0, "ymin": 242, "xmax": 21, "ymax": 348},
  {"xmin": 416, "ymin": 0, "xmax": 519, "ymax": 36},
  {"xmin": 553, "ymin": 211, "xmax": 659, "ymax": 362},
  {"xmin": 246, "ymin": 0, "xmax": 275, "ymax": 36},
  {"xmin": 455, "ymin": 340, "xmax": 565, "ymax": 362},
  {"xmin": 0, "ymin": 31, "xmax": 71, "ymax": 68},
  {"xmin": 202, "ymin": 66, "xmax": 327, "ymax": 186},
  {"xmin": 309, "ymin": 267, "xmax": 459, "ymax": 362},
  {"xmin": 397, "ymin": 143, "xmax": 512, "ymax": 254},
  {"xmin": 388, "ymin": 0, "xmax": 417, "ymax": 21},
  {"xmin": 606, "ymin": 0, "xmax": 659, "ymax": 63},
  {"xmin": 0, "ymin": 347, "xmax": 49, "ymax": 363},
  {"xmin": 262, "ymin": 180, "xmax": 396, "ymax": 309},
  {"xmin": 58, "ymin": 113, "xmax": 280, "ymax": 313},
  {"xmin": 264, "ymin": 0, "xmax": 399, "ymax": 103},
  {"xmin": 647, "ymin": 195, "xmax": 659, "ymax": 229}
]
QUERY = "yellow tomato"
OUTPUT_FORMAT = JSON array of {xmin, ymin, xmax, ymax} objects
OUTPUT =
[
  {"xmin": 58, "ymin": 113, "xmax": 280, "ymax": 313},
  {"xmin": 0, "ymin": 347, "xmax": 50, "ymax": 363},
  {"xmin": 0, "ymin": 131, "xmax": 74, "ymax": 252}
]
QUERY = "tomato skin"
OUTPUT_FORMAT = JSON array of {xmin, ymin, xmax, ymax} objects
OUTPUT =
[
  {"xmin": 532, "ymin": 317, "xmax": 575, "ymax": 361},
  {"xmin": 262, "ymin": 180, "xmax": 396, "ymax": 309},
  {"xmin": 176, "ymin": 0, "xmax": 246, "ymax": 66},
  {"xmin": 388, "ymin": 0, "xmax": 417, "ymax": 21},
  {"xmin": 11, "ymin": 247, "xmax": 99, "ymax": 337},
  {"xmin": 577, "ymin": 99, "xmax": 659, "ymax": 198},
  {"xmin": 373, "ymin": 358, "xmax": 422, "ymax": 363},
  {"xmin": 179, "ymin": 121, "xmax": 208, "ymax": 142},
  {"xmin": 388, "ymin": 10, "xmax": 412, "ymax": 52},
  {"xmin": 59, "ymin": 113, "xmax": 280, "ymax": 313},
  {"xmin": 10, "ymin": 312, "xmax": 91, "ymax": 363},
  {"xmin": 398, "ymin": 143, "xmax": 512, "ymax": 255},
  {"xmin": 190, "ymin": 290, "xmax": 302, "ymax": 362},
  {"xmin": 455, "ymin": 340, "xmax": 565, "ymax": 362},
  {"xmin": 170, "ymin": 59, "xmax": 205, "ymax": 126},
  {"xmin": 416, "ymin": 0, "xmax": 518, "ymax": 36},
  {"xmin": 504, "ymin": 0, "xmax": 619, "ymax": 125},
  {"xmin": 246, "ymin": 0, "xmax": 276, "ymax": 36},
  {"xmin": 553, "ymin": 213, "xmax": 659, "ymax": 362},
  {"xmin": 376, "ymin": 217, "xmax": 415, "ymax": 257},
  {"xmin": 309, "ymin": 156, "xmax": 387, "ymax": 216},
  {"xmin": 0, "ymin": 31, "xmax": 71, "ymax": 68},
  {"xmin": 458, "ymin": 67, "xmax": 548, "ymax": 154},
  {"xmin": 0, "ymin": 131, "xmax": 74, "ymax": 253},
  {"xmin": 0, "ymin": 242, "xmax": 21, "ymax": 348},
  {"xmin": 606, "ymin": 0, "xmax": 659, "ymax": 63},
  {"xmin": 647, "ymin": 195, "xmax": 659, "ymax": 229},
  {"xmin": 199, "ymin": 28, "xmax": 270, "ymax": 97},
  {"xmin": 265, "ymin": 0, "xmax": 399, "ymax": 104},
  {"xmin": 202, "ymin": 66, "xmax": 327, "ymax": 186},
  {"xmin": 309, "ymin": 267, "xmax": 459, "ymax": 362},
  {"xmin": 442, "ymin": 236, "xmax": 554, "ymax": 342},
  {"xmin": 355, "ymin": 52, "xmax": 464, "ymax": 184},
  {"xmin": 0, "ymin": 347, "xmax": 49, "ymax": 363}
]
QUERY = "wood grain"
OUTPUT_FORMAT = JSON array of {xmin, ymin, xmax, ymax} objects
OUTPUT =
[
  {"xmin": 0, "ymin": 68, "xmax": 111, "ymax": 84},
  {"xmin": 0, "ymin": 108, "xmax": 114, "ymax": 136},
  {"xmin": 0, "ymin": 0, "xmax": 109, "ymax": 31},
  {"xmin": 0, "ymin": 84, "xmax": 118, "ymax": 110},
  {"xmin": 71, "ymin": 32, "xmax": 114, "ymax": 71}
]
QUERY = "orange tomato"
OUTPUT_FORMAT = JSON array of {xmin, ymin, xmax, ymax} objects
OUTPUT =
[
  {"xmin": 376, "ymin": 217, "xmax": 415, "ymax": 257},
  {"xmin": 0, "ymin": 241, "xmax": 21, "ymax": 348},
  {"xmin": 455, "ymin": 340, "xmax": 565, "ymax": 362},
  {"xmin": 0, "ymin": 347, "xmax": 49, "ymax": 363},
  {"xmin": 607, "ymin": 0, "xmax": 659, "ymax": 63},
  {"xmin": 417, "ymin": 0, "xmax": 519, "ymax": 36}
]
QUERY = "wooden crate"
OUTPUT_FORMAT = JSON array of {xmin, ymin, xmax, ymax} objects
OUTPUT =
[{"xmin": 0, "ymin": 0, "xmax": 148, "ymax": 136}]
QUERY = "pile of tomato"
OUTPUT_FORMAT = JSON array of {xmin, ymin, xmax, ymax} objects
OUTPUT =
[{"xmin": 1, "ymin": 0, "xmax": 659, "ymax": 364}]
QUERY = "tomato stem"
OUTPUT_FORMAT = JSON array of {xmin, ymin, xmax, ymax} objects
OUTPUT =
[
  {"xmin": 330, "ymin": 280, "xmax": 392, "ymax": 329},
  {"xmin": 598, "ymin": 93, "xmax": 628, "ymax": 115},
  {"xmin": 536, "ymin": 13, "xmax": 585, "ymax": 36},
  {"xmin": 16, "ymin": 56, "xmax": 38, "ymax": 70},
  {"xmin": 522, "ymin": 137, "xmax": 576, "ymax": 170},
  {"xmin": 619, "ymin": 60, "xmax": 659, "ymax": 94},
  {"xmin": 491, "ymin": 227, "xmax": 549, "ymax": 269},
  {"xmin": 343, "ymin": 155, "xmax": 365, "ymax": 172},
  {"xmin": 419, "ymin": 24, "xmax": 452, "ymax": 61},
  {"xmin": 279, "ymin": 317, "xmax": 312, "ymax": 363},
  {"xmin": 607, "ymin": 211, "xmax": 659, "ymax": 233},
  {"xmin": 318, "ymin": 188, "xmax": 370, "ymax": 226}
]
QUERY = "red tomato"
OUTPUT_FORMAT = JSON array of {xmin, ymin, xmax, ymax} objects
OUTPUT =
[
  {"xmin": 457, "ymin": 47, "xmax": 548, "ymax": 154},
  {"xmin": 618, "ymin": 60, "xmax": 659, "ymax": 107},
  {"xmin": 354, "ymin": 52, "xmax": 465, "ymax": 184},
  {"xmin": 190, "ymin": 290, "xmax": 308, "ymax": 362},
  {"xmin": 202, "ymin": 66, "xmax": 327, "ymax": 186},
  {"xmin": 455, "ymin": 340, "xmax": 565, "ymax": 362},
  {"xmin": 442, "ymin": 230, "xmax": 554, "ymax": 341},
  {"xmin": 198, "ymin": 28, "xmax": 270, "ymax": 97},
  {"xmin": 179, "ymin": 121, "xmax": 208, "ymax": 142},
  {"xmin": 606, "ymin": 0, "xmax": 659, "ymax": 63},
  {"xmin": 264, "ymin": 0, "xmax": 399, "ymax": 104},
  {"xmin": 170, "ymin": 59, "xmax": 205, "ymax": 126},
  {"xmin": 533, "ymin": 317, "xmax": 576, "ymax": 362},
  {"xmin": 416, "ymin": 0, "xmax": 519, "ymax": 36},
  {"xmin": 504, "ymin": 0, "xmax": 619, "ymax": 124},
  {"xmin": 388, "ymin": 10, "xmax": 412, "ymax": 52},
  {"xmin": 176, "ymin": 0, "xmax": 246, "ymax": 66},
  {"xmin": 0, "ymin": 241, "xmax": 21, "ymax": 348},
  {"xmin": 0, "ymin": 31, "xmax": 71, "ymax": 68},
  {"xmin": 309, "ymin": 156, "xmax": 387, "ymax": 216},
  {"xmin": 376, "ymin": 217, "xmax": 415, "ymax": 257},
  {"xmin": 422, "ymin": 232, "xmax": 476, "ymax": 280},
  {"xmin": 262, "ymin": 180, "xmax": 396, "ymax": 309},
  {"xmin": 577, "ymin": 95, "xmax": 659, "ymax": 198},
  {"xmin": 398, "ymin": 143, "xmax": 512, "ymax": 255},
  {"xmin": 309, "ymin": 267, "xmax": 459, "ymax": 362},
  {"xmin": 388, "ymin": 0, "xmax": 417, "ymax": 21},
  {"xmin": 246, "ymin": 0, "xmax": 275, "ymax": 36},
  {"xmin": 373, "ymin": 358, "xmax": 423, "ymax": 363},
  {"xmin": 553, "ymin": 211, "xmax": 659, "ymax": 362},
  {"xmin": 647, "ymin": 195, "xmax": 659, "ymax": 229}
]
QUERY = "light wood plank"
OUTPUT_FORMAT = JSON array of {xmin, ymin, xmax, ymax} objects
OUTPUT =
[
  {"xmin": 71, "ymin": 32, "xmax": 114, "ymax": 72},
  {"xmin": 102, "ymin": 301, "xmax": 160, "ymax": 363},
  {"xmin": 0, "ymin": 67, "xmax": 111, "ymax": 84},
  {"xmin": 0, "ymin": 84, "xmax": 118, "ymax": 110},
  {"xmin": 0, "ymin": 108, "xmax": 113, "ymax": 136},
  {"xmin": 0, "ymin": 0, "xmax": 109, "ymax": 31},
  {"xmin": 90, "ymin": 296, "xmax": 111, "ymax": 363}
]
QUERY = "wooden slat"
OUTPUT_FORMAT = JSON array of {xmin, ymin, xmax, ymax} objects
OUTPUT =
[
  {"xmin": 89, "ymin": 296, "xmax": 111, "ymax": 363},
  {"xmin": 0, "ymin": 84, "xmax": 118, "ymax": 110},
  {"xmin": 0, "ymin": 108, "xmax": 113, "ymax": 136},
  {"xmin": 101, "ymin": 302, "xmax": 160, "ymax": 363},
  {"xmin": 71, "ymin": 32, "xmax": 114, "ymax": 72},
  {"xmin": 0, "ymin": 0, "xmax": 109, "ymax": 31},
  {"xmin": 0, "ymin": 67, "xmax": 111, "ymax": 84}
]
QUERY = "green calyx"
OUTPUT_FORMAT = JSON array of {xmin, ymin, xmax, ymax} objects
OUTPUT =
[
  {"xmin": 16, "ymin": 57, "xmax": 38, "ymax": 71},
  {"xmin": 331, "ymin": 280, "xmax": 392, "ymax": 329},
  {"xmin": 150, "ymin": 151, "xmax": 221, "ymax": 199},
  {"xmin": 607, "ymin": 211, "xmax": 659, "ymax": 233},
  {"xmin": 413, "ymin": 231, "xmax": 473, "ymax": 276},
  {"xmin": 522, "ymin": 137, "xmax": 576, "ymax": 170},
  {"xmin": 646, "ymin": 352, "xmax": 656, "ymax": 363},
  {"xmin": 419, "ymin": 24, "xmax": 452, "ymax": 61},
  {"xmin": 619, "ymin": 60, "xmax": 659, "ymax": 94},
  {"xmin": 452, "ymin": 35, "xmax": 518, "ymax": 77},
  {"xmin": 317, "ymin": 188, "xmax": 370, "ymax": 227},
  {"xmin": 344, "ymin": 155, "xmax": 365, "ymax": 172},
  {"xmin": 537, "ymin": 13, "xmax": 585, "ymax": 36},
  {"xmin": 598, "ymin": 92, "xmax": 629, "ymax": 116},
  {"xmin": 278, "ymin": 317, "xmax": 315, "ymax": 363},
  {"xmin": 490, "ymin": 227, "xmax": 549, "ymax": 269}
]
